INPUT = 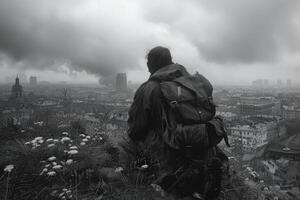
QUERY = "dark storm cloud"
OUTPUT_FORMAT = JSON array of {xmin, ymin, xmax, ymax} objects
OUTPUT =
[
  {"xmin": 0, "ymin": 0, "xmax": 153, "ymax": 82},
  {"xmin": 142, "ymin": 0, "xmax": 300, "ymax": 64},
  {"xmin": 0, "ymin": 0, "xmax": 300, "ymax": 84},
  {"xmin": 196, "ymin": 0, "xmax": 300, "ymax": 64}
]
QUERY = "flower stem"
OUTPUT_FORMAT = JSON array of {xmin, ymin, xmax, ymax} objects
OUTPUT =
[{"xmin": 5, "ymin": 173, "xmax": 10, "ymax": 200}]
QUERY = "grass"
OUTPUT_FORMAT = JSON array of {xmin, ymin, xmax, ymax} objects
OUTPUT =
[
  {"xmin": 0, "ymin": 131, "xmax": 123, "ymax": 200},
  {"xmin": 0, "ymin": 128, "xmax": 179, "ymax": 200},
  {"xmin": 0, "ymin": 128, "xmax": 275, "ymax": 200}
]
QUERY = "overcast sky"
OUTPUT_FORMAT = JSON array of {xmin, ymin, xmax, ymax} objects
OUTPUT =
[{"xmin": 0, "ymin": 0, "xmax": 300, "ymax": 85}]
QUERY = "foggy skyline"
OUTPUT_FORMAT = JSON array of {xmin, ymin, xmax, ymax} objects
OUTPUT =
[{"xmin": 1, "ymin": 0, "xmax": 300, "ymax": 85}]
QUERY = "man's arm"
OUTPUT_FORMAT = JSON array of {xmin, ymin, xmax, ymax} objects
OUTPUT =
[
  {"xmin": 127, "ymin": 83, "xmax": 149, "ymax": 142},
  {"xmin": 127, "ymin": 81, "xmax": 163, "ymax": 142}
]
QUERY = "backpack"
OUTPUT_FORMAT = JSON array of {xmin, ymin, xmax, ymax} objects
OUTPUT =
[
  {"xmin": 157, "ymin": 72, "xmax": 218, "ymax": 151},
  {"xmin": 160, "ymin": 73, "xmax": 216, "ymax": 126},
  {"xmin": 155, "ymin": 72, "xmax": 229, "ymax": 199}
]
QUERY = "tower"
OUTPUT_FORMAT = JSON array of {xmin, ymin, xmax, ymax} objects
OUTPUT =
[
  {"xmin": 264, "ymin": 79, "xmax": 268, "ymax": 87},
  {"xmin": 11, "ymin": 76, "xmax": 23, "ymax": 98},
  {"xmin": 116, "ymin": 73, "xmax": 127, "ymax": 91},
  {"xmin": 286, "ymin": 79, "xmax": 292, "ymax": 88},
  {"xmin": 277, "ymin": 80, "xmax": 282, "ymax": 88},
  {"xmin": 29, "ymin": 76, "xmax": 37, "ymax": 86}
]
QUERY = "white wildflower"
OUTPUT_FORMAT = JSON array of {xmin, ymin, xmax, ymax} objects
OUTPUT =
[
  {"xmin": 46, "ymin": 138, "xmax": 54, "ymax": 142},
  {"xmin": 52, "ymin": 165, "xmax": 62, "ymax": 170},
  {"xmin": 61, "ymin": 137, "xmax": 71, "ymax": 143},
  {"xmin": 82, "ymin": 138, "xmax": 88, "ymax": 142},
  {"xmin": 86, "ymin": 136, "xmax": 91, "ymax": 139},
  {"xmin": 80, "ymin": 142, "xmax": 86, "ymax": 146},
  {"xmin": 66, "ymin": 159, "xmax": 73, "ymax": 165},
  {"xmin": 52, "ymin": 162, "xmax": 57, "ymax": 166},
  {"xmin": 48, "ymin": 144, "xmax": 55, "ymax": 148},
  {"xmin": 115, "ymin": 167, "xmax": 124, "ymax": 173},
  {"xmin": 141, "ymin": 164, "xmax": 149, "ymax": 169},
  {"xmin": 62, "ymin": 132, "xmax": 69, "ymax": 136},
  {"xmin": 69, "ymin": 146, "xmax": 78, "ymax": 150},
  {"xmin": 62, "ymin": 188, "xmax": 68, "ymax": 192},
  {"xmin": 59, "ymin": 192, "xmax": 64, "ymax": 198},
  {"xmin": 53, "ymin": 139, "xmax": 59, "ymax": 143},
  {"xmin": 38, "ymin": 139, "xmax": 44, "ymax": 144},
  {"xmin": 45, "ymin": 164, "xmax": 50, "ymax": 167},
  {"xmin": 99, "ymin": 137, "xmax": 103, "ymax": 140},
  {"xmin": 79, "ymin": 134, "xmax": 86, "ymax": 137},
  {"xmin": 25, "ymin": 142, "xmax": 31, "ymax": 145},
  {"xmin": 47, "ymin": 171, "xmax": 56, "ymax": 176},
  {"xmin": 4, "ymin": 164, "xmax": 14, "ymax": 172},
  {"xmin": 68, "ymin": 150, "xmax": 78, "ymax": 155},
  {"xmin": 35, "ymin": 137, "xmax": 43, "ymax": 141},
  {"xmin": 42, "ymin": 168, "xmax": 48, "ymax": 173},
  {"xmin": 64, "ymin": 150, "xmax": 68, "ymax": 153},
  {"xmin": 48, "ymin": 156, "xmax": 56, "ymax": 161}
]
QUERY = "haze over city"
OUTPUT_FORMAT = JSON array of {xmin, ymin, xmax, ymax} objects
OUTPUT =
[
  {"xmin": 2, "ymin": 1, "xmax": 300, "ymax": 199},
  {"xmin": 1, "ymin": 0, "xmax": 300, "ymax": 86}
]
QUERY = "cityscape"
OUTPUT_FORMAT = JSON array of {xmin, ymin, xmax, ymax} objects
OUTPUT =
[
  {"xmin": 0, "ymin": 74, "xmax": 299, "ymax": 199},
  {"xmin": 1, "ymin": 0, "xmax": 300, "ymax": 199}
]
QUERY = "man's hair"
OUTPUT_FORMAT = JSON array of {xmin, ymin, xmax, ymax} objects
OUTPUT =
[{"xmin": 147, "ymin": 46, "xmax": 173, "ymax": 73}]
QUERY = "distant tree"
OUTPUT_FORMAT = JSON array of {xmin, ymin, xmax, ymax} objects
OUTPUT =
[
  {"xmin": 283, "ymin": 119, "xmax": 300, "ymax": 135},
  {"xmin": 71, "ymin": 120, "xmax": 85, "ymax": 135}
]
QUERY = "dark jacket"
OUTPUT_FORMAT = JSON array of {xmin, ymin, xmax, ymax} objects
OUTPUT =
[
  {"xmin": 127, "ymin": 79, "xmax": 164, "ymax": 142},
  {"xmin": 127, "ymin": 64, "xmax": 229, "ymax": 198},
  {"xmin": 128, "ymin": 63, "xmax": 213, "ymax": 144}
]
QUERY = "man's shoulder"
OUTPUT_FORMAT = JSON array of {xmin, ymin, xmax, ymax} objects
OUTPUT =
[{"xmin": 135, "ymin": 80, "xmax": 161, "ymax": 99}]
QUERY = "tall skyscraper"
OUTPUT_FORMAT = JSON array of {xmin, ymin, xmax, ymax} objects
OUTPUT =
[
  {"xmin": 286, "ymin": 79, "xmax": 292, "ymax": 88},
  {"xmin": 116, "ymin": 73, "xmax": 127, "ymax": 91},
  {"xmin": 252, "ymin": 79, "xmax": 263, "ymax": 87},
  {"xmin": 29, "ymin": 76, "xmax": 37, "ymax": 86},
  {"xmin": 11, "ymin": 76, "xmax": 23, "ymax": 98},
  {"xmin": 263, "ymin": 79, "xmax": 269, "ymax": 87},
  {"xmin": 277, "ymin": 80, "xmax": 282, "ymax": 88}
]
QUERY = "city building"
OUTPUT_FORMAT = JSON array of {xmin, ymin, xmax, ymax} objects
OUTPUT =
[
  {"xmin": 286, "ymin": 79, "xmax": 292, "ymax": 88},
  {"xmin": 252, "ymin": 79, "xmax": 264, "ymax": 88},
  {"xmin": 29, "ymin": 76, "xmax": 37, "ymax": 86},
  {"xmin": 282, "ymin": 105, "xmax": 300, "ymax": 119},
  {"xmin": 228, "ymin": 117, "xmax": 284, "ymax": 152},
  {"xmin": 277, "ymin": 80, "xmax": 282, "ymax": 88},
  {"xmin": 264, "ymin": 79, "xmax": 269, "ymax": 87},
  {"xmin": 116, "ymin": 73, "xmax": 127, "ymax": 91},
  {"xmin": 216, "ymin": 111, "xmax": 238, "ymax": 122},
  {"xmin": 229, "ymin": 124, "xmax": 268, "ymax": 152},
  {"xmin": 11, "ymin": 76, "xmax": 23, "ymax": 99},
  {"xmin": 238, "ymin": 97, "xmax": 280, "ymax": 116}
]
